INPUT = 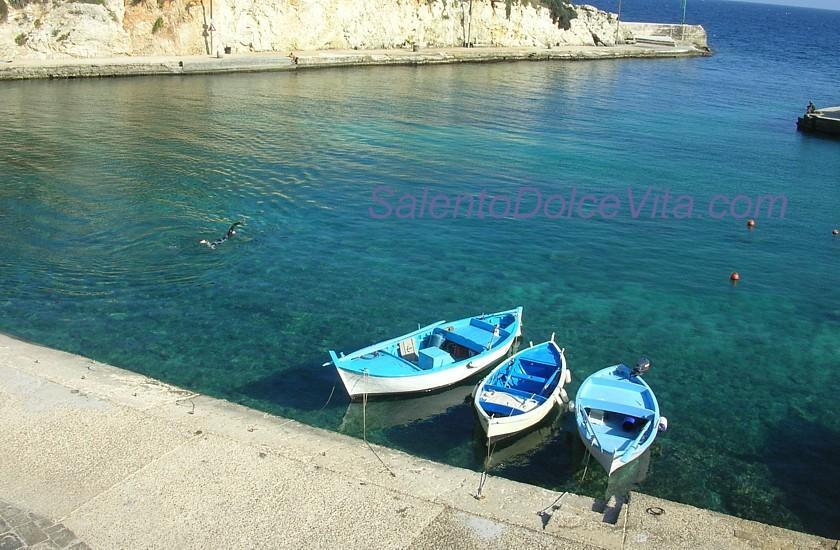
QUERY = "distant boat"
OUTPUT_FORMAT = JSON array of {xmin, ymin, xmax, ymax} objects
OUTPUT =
[
  {"xmin": 575, "ymin": 358, "xmax": 666, "ymax": 475},
  {"xmin": 328, "ymin": 307, "xmax": 523, "ymax": 399},
  {"xmin": 473, "ymin": 337, "xmax": 571, "ymax": 443}
]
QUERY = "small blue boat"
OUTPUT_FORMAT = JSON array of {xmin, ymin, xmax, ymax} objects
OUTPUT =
[
  {"xmin": 328, "ymin": 307, "xmax": 523, "ymax": 399},
  {"xmin": 473, "ymin": 337, "xmax": 571, "ymax": 442},
  {"xmin": 574, "ymin": 358, "xmax": 667, "ymax": 475}
]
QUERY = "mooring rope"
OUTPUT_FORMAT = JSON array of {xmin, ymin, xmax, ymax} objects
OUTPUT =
[
  {"xmin": 580, "ymin": 450, "xmax": 592, "ymax": 483},
  {"xmin": 175, "ymin": 393, "xmax": 199, "ymax": 414},
  {"xmin": 537, "ymin": 491, "xmax": 568, "ymax": 517},
  {"xmin": 621, "ymin": 497, "xmax": 630, "ymax": 550},
  {"xmin": 362, "ymin": 370, "xmax": 396, "ymax": 478},
  {"xmin": 537, "ymin": 448, "xmax": 594, "ymax": 526},
  {"xmin": 318, "ymin": 383, "xmax": 336, "ymax": 411},
  {"xmin": 475, "ymin": 439, "xmax": 497, "ymax": 499},
  {"xmin": 258, "ymin": 381, "xmax": 337, "ymax": 429}
]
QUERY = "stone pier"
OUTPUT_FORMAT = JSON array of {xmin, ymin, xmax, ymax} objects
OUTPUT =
[
  {"xmin": 0, "ymin": 43, "xmax": 708, "ymax": 81},
  {"xmin": 0, "ymin": 333, "xmax": 832, "ymax": 549}
]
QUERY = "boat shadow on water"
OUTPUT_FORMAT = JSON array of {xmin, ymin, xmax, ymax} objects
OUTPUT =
[
  {"xmin": 484, "ymin": 407, "xmax": 568, "ymax": 470},
  {"xmin": 337, "ymin": 382, "xmax": 474, "ymax": 436},
  {"xmin": 234, "ymin": 359, "xmax": 346, "ymax": 415}
]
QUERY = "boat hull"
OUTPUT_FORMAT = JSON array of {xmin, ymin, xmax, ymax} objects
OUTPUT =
[
  {"xmin": 574, "ymin": 364, "xmax": 661, "ymax": 476},
  {"xmin": 576, "ymin": 425, "xmax": 649, "ymax": 475},
  {"xmin": 473, "ymin": 341, "xmax": 570, "ymax": 443},
  {"xmin": 476, "ymin": 389, "xmax": 568, "ymax": 442},
  {"xmin": 338, "ymin": 335, "xmax": 517, "ymax": 398}
]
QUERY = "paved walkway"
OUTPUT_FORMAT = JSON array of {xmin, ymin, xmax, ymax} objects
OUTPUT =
[
  {"xmin": 0, "ymin": 333, "xmax": 832, "ymax": 549},
  {"xmin": 0, "ymin": 500, "xmax": 87, "ymax": 550}
]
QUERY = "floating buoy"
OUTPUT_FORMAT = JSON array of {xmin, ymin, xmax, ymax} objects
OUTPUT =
[
  {"xmin": 833, "ymin": 229, "xmax": 839, "ymax": 236},
  {"xmin": 746, "ymin": 219, "xmax": 756, "ymax": 229},
  {"xmin": 658, "ymin": 416, "xmax": 669, "ymax": 432},
  {"xmin": 730, "ymin": 272, "xmax": 740, "ymax": 283}
]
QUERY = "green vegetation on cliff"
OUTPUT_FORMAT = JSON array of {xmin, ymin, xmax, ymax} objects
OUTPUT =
[
  {"xmin": 493, "ymin": 0, "xmax": 577, "ymax": 30},
  {"xmin": 543, "ymin": 0, "xmax": 577, "ymax": 30}
]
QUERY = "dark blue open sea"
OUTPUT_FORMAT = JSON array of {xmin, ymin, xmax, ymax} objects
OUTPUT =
[{"xmin": 1, "ymin": 0, "xmax": 838, "ymax": 538}]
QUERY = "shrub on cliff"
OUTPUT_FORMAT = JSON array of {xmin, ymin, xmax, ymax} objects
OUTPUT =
[
  {"xmin": 0, "ymin": 0, "xmax": 7, "ymax": 23},
  {"xmin": 494, "ymin": 0, "xmax": 577, "ymax": 30},
  {"xmin": 541, "ymin": 0, "xmax": 577, "ymax": 30}
]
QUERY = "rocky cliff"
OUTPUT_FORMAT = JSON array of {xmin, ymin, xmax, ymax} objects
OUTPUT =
[{"xmin": 0, "ymin": 0, "xmax": 619, "ymax": 60}]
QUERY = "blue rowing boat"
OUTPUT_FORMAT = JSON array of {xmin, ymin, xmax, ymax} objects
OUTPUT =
[
  {"xmin": 473, "ymin": 337, "xmax": 571, "ymax": 442},
  {"xmin": 574, "ymin": 358, "xmax": 667, "ymax": 474},
  {"xmin": 328, "ymin": 307, "xmax": 523, "ymax": 399}
]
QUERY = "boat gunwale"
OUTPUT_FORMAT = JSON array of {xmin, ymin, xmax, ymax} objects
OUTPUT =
[
  {"xmin": 474, "ymin": 340, "xmax": 567, "ymax": 426},
  {"xmin": 331, "ymin": 307, "xmax": 523, "ymax": 378},
  {"xmin": 575, "ymin": 363, "xmax": 661, "ymax": 462}
]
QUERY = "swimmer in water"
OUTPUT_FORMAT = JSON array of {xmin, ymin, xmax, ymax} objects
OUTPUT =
[{"xmin": 200, "ymin": 221, "xmax": 242, "ymax": 249}]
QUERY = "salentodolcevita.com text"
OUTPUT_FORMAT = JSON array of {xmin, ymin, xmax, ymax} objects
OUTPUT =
[{"xmin": 368, "ymin": 186, "xmax": 788, "ymax": 221}]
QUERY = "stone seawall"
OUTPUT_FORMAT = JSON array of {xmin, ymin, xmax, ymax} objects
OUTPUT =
[
  {"xmin": 0, "ymin": 44, "xmax": 711, "ymax": 81},
  {"xmin": 0, "ymin": 331, "xmax": 832, "ymax": 548}
]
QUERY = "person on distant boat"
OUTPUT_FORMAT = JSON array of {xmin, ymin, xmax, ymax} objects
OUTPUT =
[
  {"xmin": 807, "ymin": 101, "xmax": 817, "ymax": 114},
  {"xmin": 199, "ymin": 221, "xmax": 242, "ymax": 249}
]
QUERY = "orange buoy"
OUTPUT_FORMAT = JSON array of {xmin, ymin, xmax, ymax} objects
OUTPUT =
[
  {"xmin": 746, "ymin": 219, "xmax": 756, "ymax": 229},
  {"xmin": 730, "ymin": 272, "xmax": 740, "ymax": 283}
]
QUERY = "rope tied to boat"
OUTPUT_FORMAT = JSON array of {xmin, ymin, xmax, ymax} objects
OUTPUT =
[
  {"xmin": 362, "ymin": 370, "xmax": 396, "ymax": 478},
  {"xmin": 475, "ymin": 439, "xmax": 497, "ymax": 500},
  {"xmin": 318, "ymin": 383, "xmax": 336, "ymax": 411},
  {"xmin": 537, "ymin": 448, "xmax": 593, "ymax": 529},
  {"xmin": 537, "ymin": 491, "xmax": 568, "ymax": 528},
  {"xmin": 580, "ymin": 450, "xmax": 592, "ymax": 483}
]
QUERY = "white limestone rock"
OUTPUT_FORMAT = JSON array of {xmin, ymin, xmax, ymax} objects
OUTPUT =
[{"xmin": 0, "ymin": 0, "xmax": 618, "ymax": 59}]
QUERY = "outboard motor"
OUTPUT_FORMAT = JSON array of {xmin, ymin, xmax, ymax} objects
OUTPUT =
[{"xmin": 632, "ymin": 356, "xmax": 652, "ymax": 377}]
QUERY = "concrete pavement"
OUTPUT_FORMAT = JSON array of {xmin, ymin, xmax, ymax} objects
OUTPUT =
[{"xmin": 0, "ymin": 333, "xmax": 832, "ymax": 549}]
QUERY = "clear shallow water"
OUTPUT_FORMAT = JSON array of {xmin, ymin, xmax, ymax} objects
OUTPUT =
[{"xmin": 1, "ymin": 0, "xmax": 839, "ymax": 538}]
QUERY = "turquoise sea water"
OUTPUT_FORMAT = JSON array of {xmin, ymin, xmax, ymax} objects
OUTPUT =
[{"xmin": 1, "ymin": 0, "xmax": 839, "ymax": 538}]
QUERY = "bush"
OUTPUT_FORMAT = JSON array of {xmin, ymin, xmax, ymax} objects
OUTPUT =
[
  {"xmin": 152, "ymin": 16, "xmax": 163, "ymax": 33},
  {"xmin": 0, "ymin": 0, "xmax": 7, "ymax": 23},
  {"xmin": 15, "ymin": 32, "xmax": 27, "ymax": 46},
  {"xmin": 541, "ymin": 0, "xmax": 577, "ymax": 30}
]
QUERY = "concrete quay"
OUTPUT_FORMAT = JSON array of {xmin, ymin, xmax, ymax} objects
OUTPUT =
[
  {"xmin": 0, "ymin": 332, "xmax": 832, "ymax": 549},
  {"xmin": 797, "ymin": 106, "xmax": 840, "ymax": 137},
  {"xmin": 0, "ymin": 43, "xmax": 707, "ymax": 81}
]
